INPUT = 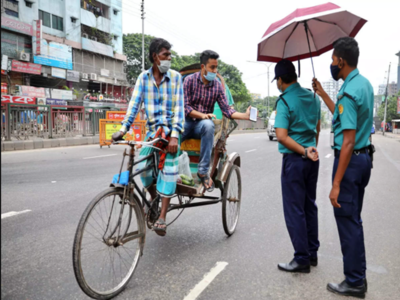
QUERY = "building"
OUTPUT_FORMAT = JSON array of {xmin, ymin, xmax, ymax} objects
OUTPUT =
[
  {"xmin": 321, "ymin": 78, "xmax": 343, "ymax": 103},
  {"xmin": 378, "ymin": 82, "xmax": 398, "ymax": 97},
  {"xmin": 396, "ymin": 51, "xmax": 400, "ymax": 93},
  {"xmin": 1, "ymin": 0, "xmax": 129, "ymax": 108}
]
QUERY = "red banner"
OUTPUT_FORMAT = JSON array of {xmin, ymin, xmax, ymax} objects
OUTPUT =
[
  {"xmin": 11, "ymin": 60, "xmax": 41, "ymax": 75},
  {"xmin": 36, "ymin": 20, "xmax": 42, "ymax": 55},
  {"xmin": 1, "ymin": 95, "xmax": 36, "ymax": 104}
]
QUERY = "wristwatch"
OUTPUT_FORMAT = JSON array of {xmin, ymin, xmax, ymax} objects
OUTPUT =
[{"xmin": 302, "ymin": 148, "xmax": 307, "ymax": 159}]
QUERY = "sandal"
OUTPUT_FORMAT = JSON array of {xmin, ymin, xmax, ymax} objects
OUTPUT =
[
  {"xmin": 153, "ymin": 218, "xmax": 167, "ymax": 236},
  {"xmin": 197, "ymin": 172, "xmax": 215, "ymax": 192}
]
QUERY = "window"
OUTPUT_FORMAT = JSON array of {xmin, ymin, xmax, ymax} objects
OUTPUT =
[
  {"xmin": 71, "ymin": 17, "xmax": 78, "ymax": 24},
  {"xmin": 113, "ymin": 35, "xmax": 118, "ymax": 41},
  {"xmin": 39, "ymin": 10, "xmax": 51, "ymax": 28},
  {"xmin": 25, "ymin": 1, "xmax": 33, "ymax": 8},
  {"xmin": 113, "ymin": 9, "xmax": 118, "ymax": 15},
  {"xmin": 52, "ymin": 15, "xmax": 63, "ymax": 31},
  {"xmin": 5, "ymin": 9, "xmax": 19, "ymax": 18}
]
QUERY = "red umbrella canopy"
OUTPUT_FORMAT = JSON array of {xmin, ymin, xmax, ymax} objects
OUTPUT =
[{"xmin": 257, "ymin": 2, "xmax": 367, "ymax": 63}]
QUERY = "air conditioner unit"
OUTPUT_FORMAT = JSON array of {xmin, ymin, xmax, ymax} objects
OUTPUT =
[
  {"xmin": 82, "ymin": 73, "xmax": 89, "ymax": 80},
  {"xmin": 19, "ymin": 52, "xmax": 30, "ymax": 62},
  {"xmin": 82, "ymin": 33, "xmax": 89, "ymax": 39},
  {"xmin": 90, "ymin": 73, "xmax": 97, "ymax": 81}
]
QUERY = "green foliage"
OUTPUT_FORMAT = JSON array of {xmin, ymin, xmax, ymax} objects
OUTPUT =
[
  {"xmin": 377, "ymin": 92, "xmax": 400, "ymax": 122},
  {"xmin": 123, "ymin": 33, "xmax": 252, "ymax": 104}
]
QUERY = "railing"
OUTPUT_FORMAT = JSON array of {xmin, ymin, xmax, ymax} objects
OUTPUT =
[{"xmin": 1, "ymin": 103, "xmax": 121, "ymax": 141}]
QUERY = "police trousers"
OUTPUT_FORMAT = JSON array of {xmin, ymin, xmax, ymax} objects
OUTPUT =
[
  {"xmin": 333, "ymin": 151, "xmax": 371, "ymax": 286},
  {"xmin": 281, "ymin": 153, "xmax": 320, "ymax": 265}
]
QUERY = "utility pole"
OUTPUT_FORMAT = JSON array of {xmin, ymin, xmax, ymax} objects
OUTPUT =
[
  {"xmin": 383, "ymin": 63, "xmax": 391, "ymax": 136},
  {"xmin": 141, "ymin": 0, "xmax": 145, "ymax": 71}
]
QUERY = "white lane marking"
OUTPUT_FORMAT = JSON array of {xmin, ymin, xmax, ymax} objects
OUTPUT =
[
  {"xmin": 51, "ymin": 181, "xmax": 57, "ymax": 183},
  {"xmin": 83, "ymin": 154, "xmax": 117, "ymax": 160},
  {"xmin": 183, "ymin": 262, "xmax": 228, "ymax": 300},
  {"xmin": 1, "ymin": 210, "xmax": 32, "ymax": 220},
  {"xmin": 245, "ymin": 149, "xmax": 257, "ymax": 153},
  {"xmin": 325, "ymin": 154, "xmax": 332, "ymax": 158}
]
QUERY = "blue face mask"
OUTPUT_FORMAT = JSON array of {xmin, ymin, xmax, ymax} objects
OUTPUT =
[
  {"xmin": 330, "ymin": 64, "xmax": 341, "ymax": 81},
  {"xmin": 203, "ymin": 69, "xmax": 217, "ymax": 81}
]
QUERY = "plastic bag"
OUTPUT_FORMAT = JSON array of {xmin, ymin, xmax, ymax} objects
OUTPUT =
[{"xmin": 178, "ymin": 151, "xmax": 192, "ymax": 178}]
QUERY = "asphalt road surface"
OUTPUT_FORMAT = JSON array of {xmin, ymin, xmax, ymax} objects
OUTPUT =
[{"xmin": 2, "ymin": 131, "xmax": 400, "ymax": 300}]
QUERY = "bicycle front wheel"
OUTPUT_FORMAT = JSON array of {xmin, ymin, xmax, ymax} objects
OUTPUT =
[{"xmin": 73, "ymin": 188, "xmax": 144, "ymax": 299}]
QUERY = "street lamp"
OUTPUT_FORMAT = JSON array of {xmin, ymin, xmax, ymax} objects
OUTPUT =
[{"xmin": 247, "ymin": 61, "xmax": 273, "ymax": 114}]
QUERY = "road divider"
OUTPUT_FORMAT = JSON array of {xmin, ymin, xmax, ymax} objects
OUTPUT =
[
  {"xmin": 183, "ymin": 262, "xmax": 228, "ymax": 300},
  {"xmin": 1, "ymin": 210, "xmax": 31, "ymax": 220}
]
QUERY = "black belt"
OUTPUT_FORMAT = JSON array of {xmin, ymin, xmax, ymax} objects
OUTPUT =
[{"xmin": 334, "ymin": 147, "xmax": 369, "ymax": 158}]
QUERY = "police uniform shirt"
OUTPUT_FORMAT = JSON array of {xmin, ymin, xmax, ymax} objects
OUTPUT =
[
  {"xmin": 274, "ymin": 83, "xmax": 321, "ymax": 153},
  {"xmin": 332, "ymin": 69, "xmax": 374, "ymax": 150}
]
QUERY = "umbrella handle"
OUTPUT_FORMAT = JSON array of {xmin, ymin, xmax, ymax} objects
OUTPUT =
[{"xmin": 304, "ymin": 21, "xmax": 316, "ymax": 98}]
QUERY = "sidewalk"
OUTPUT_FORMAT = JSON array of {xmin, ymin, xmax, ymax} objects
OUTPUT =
[{"xmin": 376, "ymin": 131, "xmax": 400, "ymax": 142}]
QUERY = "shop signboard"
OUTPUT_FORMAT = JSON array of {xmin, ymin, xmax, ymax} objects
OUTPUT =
[
  {"xmin": 100, "ymin": 69, "xmax": 110, "ymax": 77},
  {"xmin": 32, "ymin": 38, "xmax": 73, "ymax": 70},
  {"xmin": 1, "ymin": 95, "xmax": 36, "ymax": 104},
  {"xmin": 107, "ymin": 112, "xmax": 126, "ymax": 121},
  {"xmin": 1, "ymin": 55, "xmax": 8, "ymax": 70},
  {"xmin": 51, "ymin": 67, "xmax": 66, "ymax": 79},
  {"xmin": 51, "ymin": 89, "xmax": 73, "ymax": 100},
  {"xmin": 20, "ymin": 86, "xmax": 46, "ymax": 98},
  {"xmin": 11, "ymin": 60, "xmax": 41, "ymax": 75},
  {"xmin": 35, "ymin": 20, "xmax": 42, "ymax": 55},
  {"xmin": 1, "ymin": 16, "xmax": 33, "ymax": 36},
  {"xmin": 66, "ymin": 70, "xmax": 80, "ymax": 82},
  {"xmin": 46, "ymin": 99, "xmax": 67, "ymax": 106}
]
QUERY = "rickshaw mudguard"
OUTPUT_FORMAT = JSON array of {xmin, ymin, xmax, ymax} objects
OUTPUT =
[{"xmin": 217, "ymin": 152, "xmax": 241, "ymax": 183}]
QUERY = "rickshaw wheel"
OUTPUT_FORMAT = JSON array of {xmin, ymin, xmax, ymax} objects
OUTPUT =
[{"xmin": 222, "ymin": 165, "xmax": 241, "ymax": 236}]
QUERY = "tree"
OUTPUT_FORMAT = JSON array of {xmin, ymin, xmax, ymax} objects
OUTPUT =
[
  {"xmin": 377, "ymin": 92, "xmax": 400, "ymax": 122},
  {"xmin": 123, "ymin": 33, "xmax": 252, "ymax": 104}
]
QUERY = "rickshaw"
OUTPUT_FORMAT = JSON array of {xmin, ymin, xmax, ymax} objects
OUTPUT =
[{"xmin": 72, "ymin": 64, "xmax": 242, "ymax": 299}]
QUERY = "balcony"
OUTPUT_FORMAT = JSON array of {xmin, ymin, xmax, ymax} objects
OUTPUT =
[
  {"xmin": 80, "ymin": 9, "xmax": 110, "ymax": 33},
  {"xmin": 81, "ymin": 37, "xmax": 113, "ymax": 58}
]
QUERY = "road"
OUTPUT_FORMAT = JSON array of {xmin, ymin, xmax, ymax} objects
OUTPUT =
[{"xmin": 1, "ymin": 131, "xmax": 400, "ymax": 300}]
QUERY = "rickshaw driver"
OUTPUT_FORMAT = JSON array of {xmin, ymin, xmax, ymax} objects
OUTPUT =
[
  {"xmin": 112, "ymin": 38, "xmax": 185, "ymax": 236},
  {"xmin": 182, "ymin": 50, "xmax": 251, "ymax": 191}
]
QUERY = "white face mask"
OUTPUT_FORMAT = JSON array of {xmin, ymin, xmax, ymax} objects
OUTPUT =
[{"xmin": 157, "ymin": 59, "xmax": 171, "ymax": 73}]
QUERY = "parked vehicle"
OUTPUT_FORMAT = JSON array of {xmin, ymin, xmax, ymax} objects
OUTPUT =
[{"xmin": 267, "ymin": 110, "xmax": 276, "ymax": 141}]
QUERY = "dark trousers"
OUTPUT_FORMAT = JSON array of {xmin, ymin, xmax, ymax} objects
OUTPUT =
[
  {"xmin": 333, "ymin": 152, "xmax": 371, "ymax": 286},
  {"xmin": 281, "ymin": 153, "xmax": 320, "ymax": 265}
]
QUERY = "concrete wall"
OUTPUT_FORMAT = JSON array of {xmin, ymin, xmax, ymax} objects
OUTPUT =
[{"xmin": 110, "ymin": 0, "xmax": 123, "ymax": 54}]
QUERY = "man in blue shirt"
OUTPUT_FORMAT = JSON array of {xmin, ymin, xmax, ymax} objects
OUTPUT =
[
  {"xmin": 274, "ymin": 59, "xmax": 321, "ymax": 274},
  {"xmin": 313, "ymin": 37, "xmax": 373, "ymax": 298}
]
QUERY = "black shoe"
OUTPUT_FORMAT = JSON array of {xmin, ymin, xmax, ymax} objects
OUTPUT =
[
  {"xmin": 327, "ymin": 280, "xmax": 366, "ymax": 299},
  {"xmin": 278, "ymin": 259, "xmax": 310, "ymax": 273},
  {"xmin": 364, "ymin": 278, "xmax": 368, "ymax": 292},
  {"xmin": 310, "ymin": 257, "xmax": 318, "ymax": 267}
]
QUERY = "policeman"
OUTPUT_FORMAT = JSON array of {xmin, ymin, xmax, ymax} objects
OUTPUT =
[
  {"xmin": 313, "ymin": 37, "xmax": 373, "ymax": 298},
  {"xmin": 274, "ymin": 59, "xmax": 321, "ymax": 274}
]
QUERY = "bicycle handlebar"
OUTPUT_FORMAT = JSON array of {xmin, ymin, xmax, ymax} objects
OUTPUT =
[{"xmin": 113, "ymin": 138, "xmax": 168, "ymax": 152}]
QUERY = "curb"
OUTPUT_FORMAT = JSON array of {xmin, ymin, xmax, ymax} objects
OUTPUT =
[{"xmin": 1, "ymin": 135, "xmax": 100, "ymax": 152}]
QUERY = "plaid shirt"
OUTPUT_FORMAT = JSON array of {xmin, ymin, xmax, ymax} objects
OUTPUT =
[
  {"xmin": 121, "ymin": 67, "xmax": 185, "ymax": 139},
  {"xmin": 183, "ymin": 72, "xmax": 236, "ymax": 118}
]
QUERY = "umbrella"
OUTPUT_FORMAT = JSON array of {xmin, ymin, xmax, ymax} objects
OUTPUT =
[{"xmin": 257, "ymin": 2, "xmax": 367, "ymax": 76}]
